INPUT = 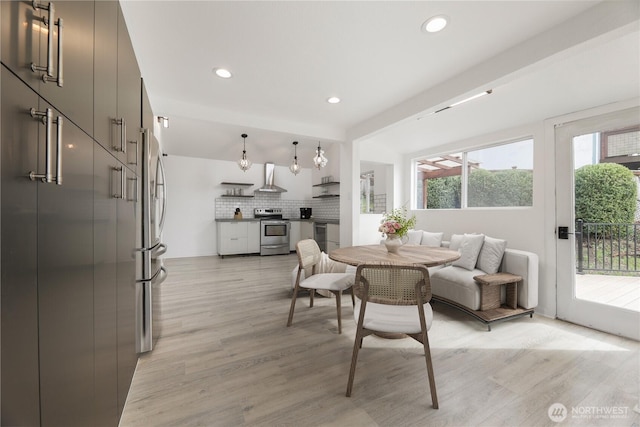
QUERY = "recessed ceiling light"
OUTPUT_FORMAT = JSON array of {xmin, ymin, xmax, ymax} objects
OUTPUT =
[
  {"xmin": 422, "ymin": 15, "xmax": 448, "ymax": 33},
  {"xmin": 213, "ymin": 68, "xmax": 232, "ymax": 79},
  {"xmin": 327, "ymin": 97, "xmax": 341, "ymax": 104}
]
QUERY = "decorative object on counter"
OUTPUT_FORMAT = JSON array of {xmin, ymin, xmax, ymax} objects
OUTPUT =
[
  {"xmin": 378, "ymin": 207, "xmax": 416, "ymax": 253},
  {"xmin": 289, "ymin": 141, "xmax": 301, "ymax": 175},
  {"xmin": 313, "ymin": 141, "xmax": 328, "ymax": 169},
  {"xmin": 234, "ymin": 208, "xmax": 243, "ymax": 220},
  {"xmin": 237, "ymin": 133, "xmax": 252, "ymax": 172}
]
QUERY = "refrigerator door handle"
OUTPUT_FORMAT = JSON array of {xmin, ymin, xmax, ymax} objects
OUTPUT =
[{"xmin": 156, "ymin": 154, "xmax": 167, "ymax": 235}]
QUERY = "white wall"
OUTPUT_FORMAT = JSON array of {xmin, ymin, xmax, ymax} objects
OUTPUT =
[
  {"xmin": 163, "ymin": 155, "xmax": 312, "ymax": 258},
  {"xmin": 351, "ymin": 98, "xmax": 638, "ymax": 319}
]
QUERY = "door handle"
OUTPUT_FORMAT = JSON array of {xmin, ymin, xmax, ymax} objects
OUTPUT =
[
  {"xmin": 31, "ymin": 2, "xmax": 63, "ymax": 87},
  {"xmin": 113, "ymin": 118, "xmax": 126, "ymax": 153},
  {"xmin": 558, "ymin": 226, "xmax": 573, "ymax": 240},
  {"xmin": 29, "ymin": 108, "xmax": 62, "ymax": 184}
]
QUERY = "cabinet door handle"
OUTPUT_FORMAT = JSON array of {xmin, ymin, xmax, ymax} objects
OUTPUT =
[
  {"xmin": 112, "ymin": 118, "xmax": 126, "ymax": 153},
  {"xmin": 30, "ymin": 1, "xmax": 63, "ymax": 87},
  {"xmin": 53, "ymin": 115, "xmax": 63, "ymax": 185},
  {"xmin": 128, "ymin": 176, "xmax": 138, "ymax": 202},
  {"xmin": 42, "ymin": 18, "xmax": 63, "ymax": 87},
  {"xmin": 128, "ymin": 139, "xmax": 138, "ymax": 165},
  {"xmin": 31, "ymin": 1, "xmax": 55, "ymax": 78},
  {"xmin": 112, "ymin": 166, "xmax": 124, "ymax": 199},
  {"xmin": 29, "ymin": 108, "xmax": 62, "ymax": 184}
]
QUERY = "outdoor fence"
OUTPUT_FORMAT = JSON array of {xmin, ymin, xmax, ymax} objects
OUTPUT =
[{"xmin": 575, "ymin": 219, "xmax": 640, "ymax": 274}]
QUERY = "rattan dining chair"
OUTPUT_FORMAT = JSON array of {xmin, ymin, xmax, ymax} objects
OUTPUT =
[
  {"xmin": 287, "ymin": 239, "xmax": 355, "ymax": 334},
  {"xmin": 346, "ymin": 263, "xmax": 439, "ymax": 409}
]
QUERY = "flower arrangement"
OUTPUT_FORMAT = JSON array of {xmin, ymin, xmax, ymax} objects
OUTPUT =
[{"xmin": 378, "ymin": 207, "xmax": 416, "ymax": 238}]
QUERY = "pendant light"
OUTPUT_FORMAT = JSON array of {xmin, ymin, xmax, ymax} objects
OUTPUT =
[
  {"xmin": 237, "ymin": 133, "xmax": 252, "ymax": 171},
  {"xmin": 313, "ymin": 142, "xmax": 328, "ymax": 169},
  {"xmin": 289, "ymin": 141, "xmax": 301, "ymax": 175}
]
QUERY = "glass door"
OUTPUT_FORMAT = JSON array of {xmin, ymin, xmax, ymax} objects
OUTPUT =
[{"xmin": 555, "ymin": 106, "xmax": 640, "ymax": 340}]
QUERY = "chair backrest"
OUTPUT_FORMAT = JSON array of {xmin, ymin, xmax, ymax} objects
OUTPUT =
[
  {"xmin": 354, "ymin": 263, "xmax": 432, "ymax": 306},
  {"xmin": 296, "ymin": 239, "xmax": 322, "ymax": 273}
]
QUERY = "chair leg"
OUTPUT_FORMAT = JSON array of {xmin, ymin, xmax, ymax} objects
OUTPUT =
[
  {"xmin": 350, "ymin": 286, "xmax": 355, "ymax": 306},
  {"xmin": 346, "ymin": 324, "xmax": 364, "ymax": 397},
  {"xmin": 287, "ymin": 285, "xmax": 299, "ymax": 327},
  {"xmin": 421, "ymin": 330, "xmax": 439, "ymax": 409},
  {"xmin": 335, "ymin": 291, "xmax": 342, "ymax": 334},
  {"xmin": 309, "ymin": 288, "xmax": 314, "ymax": 308}
]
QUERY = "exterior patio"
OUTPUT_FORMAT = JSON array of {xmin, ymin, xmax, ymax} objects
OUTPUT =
[{"xmin": 575, "ymin": 274, "xmax": 640, "ymax": 312}]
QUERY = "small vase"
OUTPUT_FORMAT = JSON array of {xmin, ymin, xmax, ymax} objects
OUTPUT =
[{"xmin": 384, "ymin": 235, "xmax": 403, "ymax": 254}]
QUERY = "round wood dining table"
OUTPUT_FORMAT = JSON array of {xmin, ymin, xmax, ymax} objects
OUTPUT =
[{"xmin": 329, "ymin": 244, "xmax": 460, "ymax": 267}]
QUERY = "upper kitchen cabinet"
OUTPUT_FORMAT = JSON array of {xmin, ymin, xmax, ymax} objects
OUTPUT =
[
  {"xmin": 94, "ymin": 2, "xmax": 141, "ymax": 170},
  {"xmin": 1, "ymin": 1, "xmax": 95, "ymax": 135}
]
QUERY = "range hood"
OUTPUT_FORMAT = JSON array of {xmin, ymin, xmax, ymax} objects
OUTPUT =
[{"xmin": 255, "ymin": 162, "xmax": 287, "ymax": 193}]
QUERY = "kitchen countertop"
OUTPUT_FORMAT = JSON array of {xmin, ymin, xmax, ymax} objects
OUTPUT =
[{"xmin": 215, "ymin": 218, "xmax": 339, "ymax": 224}]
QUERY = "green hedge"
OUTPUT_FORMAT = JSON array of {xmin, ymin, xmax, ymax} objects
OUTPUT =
[
  {"xmin": 425, "ymin": 169, "xmax": 533, "ymax": 208},
  {"xmin": 575, "ymin": 163, "xmax": 637, "ymax": 224}
]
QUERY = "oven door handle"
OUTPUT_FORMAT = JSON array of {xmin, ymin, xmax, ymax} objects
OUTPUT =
[{"xmin": 262, "ymin": 244, "xmax": 288, "ymax": 249}]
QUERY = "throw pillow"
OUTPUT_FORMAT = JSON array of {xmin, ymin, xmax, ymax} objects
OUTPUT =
[
  {"xmin": 420, "ymin": 231, "xmax": 444, "ymax": 247},
  {"xmin": 449, "ymin": 234, "xmax": 465, "ymax": 251},
  {"xmin": 452, "ymin": 234, "xmax": 485, "ymax": 270},
  {"xmin": 476, "ymin": 236, "xmax": 507, "ymax": 274},
  {"xmin": 406, "ymin": 229, "xmax": 423, "ymax": 245}
]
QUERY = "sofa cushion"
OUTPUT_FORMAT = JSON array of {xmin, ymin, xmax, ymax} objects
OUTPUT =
[
  {"xmin": 452, "ymin": 234, "xmax": 485, "ymax": 270},
  {"xmin": 406, "ymin": 229, "xmax": 423, "ymax": 245},
  {"xmin": 449, "ymin": 234, "xmax": 464, "ymax": 251},
  {"xmin": 430, "ymin": 266, "xmax": 484, "ymax": 311},
  {"xmin": 420, "ymin": 231, "xmax": 444, "ymax": 247},
  {"xmin": 477, "ymin": 236, "xmax": 507, "ymax": 274}
]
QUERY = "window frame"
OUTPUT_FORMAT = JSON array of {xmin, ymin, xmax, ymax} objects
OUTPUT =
[{"xmin": 413, "ymin": 136, "xmax": 534, "ymax": 210}]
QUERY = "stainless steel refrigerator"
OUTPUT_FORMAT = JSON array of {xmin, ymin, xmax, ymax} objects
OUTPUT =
[{"xmin": 136, "ymin": 129, "xmax": 168, "ymax": 353}]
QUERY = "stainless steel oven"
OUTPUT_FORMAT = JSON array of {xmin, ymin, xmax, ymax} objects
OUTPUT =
[{"xmin": 255, "ymin": 208, "xmax": 291, "ymax": 256}]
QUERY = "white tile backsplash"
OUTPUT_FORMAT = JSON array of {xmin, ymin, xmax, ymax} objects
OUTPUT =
[{"xmin": 215, "ymin": 194, "xmax": 339, "ymax": 220}]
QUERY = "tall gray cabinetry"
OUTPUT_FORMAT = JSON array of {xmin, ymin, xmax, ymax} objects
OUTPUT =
[
  {"xmin": 1, "ymin": 1, "xmax": 141, "ymax": 425},
  {"xmin": 93, "ymin": 1, "xmax": 141, "ymax": 419}
]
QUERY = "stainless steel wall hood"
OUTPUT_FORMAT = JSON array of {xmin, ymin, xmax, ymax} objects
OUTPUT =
[{"xmin": 255, "ymin": 162, "xmax": 287, "ymax": 193}]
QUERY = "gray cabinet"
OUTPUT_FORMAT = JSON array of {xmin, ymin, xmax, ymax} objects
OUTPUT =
[
  {"xmin": 2, "ymin": 2, "xmax": 142, "ymax": 424},
  {"xmin": 0, "ymin": 1, "xmax": 95, "ymax": 135},
  {"xmin": 116, "ymin": 165, "xmax": 138, "ymax": 416},
  {"xmin": 94, "ymin": 145, "xmax": 138, "ymax": 424},
  {"xmin": 37, "ymin": 1, "xmax": 95, "ymax": 135},
  {"xmin": 94, "ymin": 2, "xmax": 141, "ymax": 169},
  {"xmin": 93, "ymin": 146, "xmax": 119, "ymax": 427},
  {"xmin": 1, "ymin": 65, "xmax": 41, "ymax": 427},
  {"xmin": 1, "ymin": 66, "xmax": 95, "ymax": 426}
]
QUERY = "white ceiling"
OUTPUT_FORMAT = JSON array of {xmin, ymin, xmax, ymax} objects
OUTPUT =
[{"xmin": 120, "ymin": 1, "xmax": 640, "ymax": 166}]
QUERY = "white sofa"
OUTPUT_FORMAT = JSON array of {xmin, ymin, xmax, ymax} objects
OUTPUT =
[{"xmin": 406, "ymin": 230, "xmax": 538, "ymax": 327}]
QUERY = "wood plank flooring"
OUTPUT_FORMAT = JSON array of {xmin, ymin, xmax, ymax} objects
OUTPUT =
[{"xmin": 120, "ymin": 254, "xmax": 640, "ymax": 427}]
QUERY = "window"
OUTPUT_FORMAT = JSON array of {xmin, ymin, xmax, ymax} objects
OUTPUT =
[
  {"xmin": 415, "ymin": 138, "xmax": 533, "ymax": 209},
  {"xmin": 360, "ymin": 171, "xmax": 375, "ymax": 213}
]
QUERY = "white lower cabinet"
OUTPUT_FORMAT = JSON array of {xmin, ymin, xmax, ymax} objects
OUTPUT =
[
  {"xmin": 217, "ymin": 221, "xmax": 254, "ymax": 256},
  {"xmin": 247, "ymin": 221, "xmax": 260, "ymax": 253},
  {"xmin": 289, "ymin": 221, "xmax": 301, "ymax": 251},
  {"xmin": 327, "ymin": 223, "xmax": 340, "ymax": 252},
  {"xmin": 300, "ymin": 221, "xmax": 314, "ymax": 241}
]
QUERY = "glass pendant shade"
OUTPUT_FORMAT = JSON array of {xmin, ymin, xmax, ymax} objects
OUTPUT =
[
  {"xmin": 238, "ymin": 134, "xmax": 252, "ymax": 171},
  {"xmin": 313, "ymin": 142, "xmax": 328, "ymax": 169},
  {"xmin": 290, "ymin": 141, "xmax": 301, "ymax": 175}
]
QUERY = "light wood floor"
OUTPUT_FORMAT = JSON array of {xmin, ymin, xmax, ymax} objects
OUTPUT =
[{"xmin": 120, "ymin": 254, "xmax": 640, "ymax": 427}]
